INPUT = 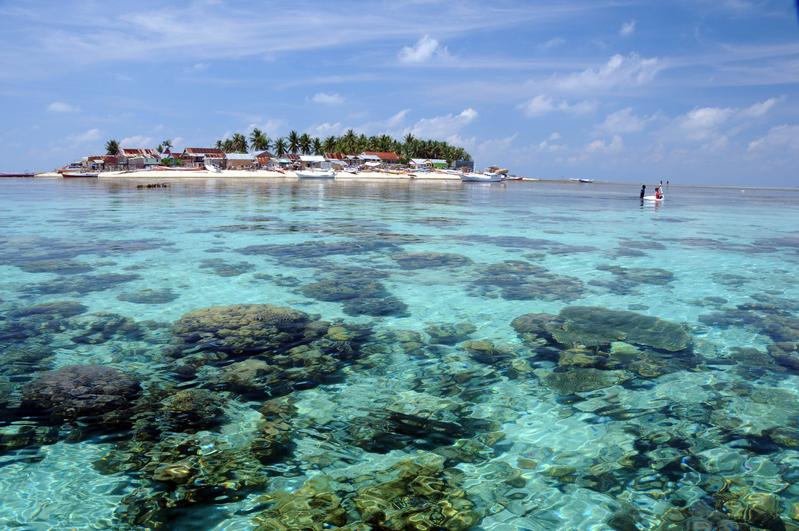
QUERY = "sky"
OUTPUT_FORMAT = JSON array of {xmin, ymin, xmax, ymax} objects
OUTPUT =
[{"xmin": 1, "ymin": 0, "xmax": 798, "ymax": 185}]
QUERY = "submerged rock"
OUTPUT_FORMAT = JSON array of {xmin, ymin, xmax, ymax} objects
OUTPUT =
[
  {"xmin": 471, "ymin": 260, "xmax": 585, "ymax": 302},
  {"xmin": 301, "ymin": 276, "xmax": 408, "ymax": 318},
  {"xmin": 117, "ymin": 288, "xmax": 179, "ymax": 304},
  {"xmin": 70, "ymin": 312, "xmax": 147, "ymax": 344},
  {"xmin": 545, "ymin": 306, "xmax": 691, "ymax": 352},
  {"xmin": 425, "ymin": 322, "xmax": 477, "ymax": 345},
  {"xmin": 199, "ymin": 258, "xmax": 255, "ymax": 277},
  {"xmin": 22, "ymin": 365, "xmax": 141, "ymax": 424},
  {"xmin": 172, "ymin": 304, "xmax": 313, "ymax": 356},
  {"xmin": 392, "ymin": 251, "xmax": 473, "ymax": 270}
]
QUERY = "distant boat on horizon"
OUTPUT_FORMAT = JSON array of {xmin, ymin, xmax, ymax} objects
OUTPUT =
[{"xmin": 0, "ymin": 172, "xmax": 35, "ymax": 178}]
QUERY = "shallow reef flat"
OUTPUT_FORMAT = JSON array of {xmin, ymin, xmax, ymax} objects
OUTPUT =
[{"xmin": 1, "ymin": 179, "xmax": 799, "ymax": 529}]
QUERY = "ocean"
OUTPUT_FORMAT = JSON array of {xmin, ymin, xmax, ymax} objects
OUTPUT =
[{"xmin": 1, "ymin": 177, "xmax": 798, "ymax": 529}]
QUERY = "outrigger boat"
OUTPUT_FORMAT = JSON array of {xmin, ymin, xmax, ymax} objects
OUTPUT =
[{"xmin": 59, "ymin": 170, "xmax": 98, "ymax": 178}]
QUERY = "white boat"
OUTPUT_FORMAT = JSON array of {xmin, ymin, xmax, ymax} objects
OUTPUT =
[
  {"xmin": 296, "ymin": 169, "xmax": 336, "ymax": 179},
  {"xmin": 578, "ymin": 178, "xmax": 594, "ymax": 183},
  {"xmin": 460, "ymin": 172, "xmax": 505, "ymax": 183},
  {"xmin": 60, "ymin": 171, "xmax": 98, "ymax": 178},
  {"xmin": 205, "ymin": 163, "xmax": 222, "ymax": 173}
]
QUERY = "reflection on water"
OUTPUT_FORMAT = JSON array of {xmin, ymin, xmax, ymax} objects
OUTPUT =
[{"xmin": 1, "ymin": 178, "xmax": 799, "ymax": 529}]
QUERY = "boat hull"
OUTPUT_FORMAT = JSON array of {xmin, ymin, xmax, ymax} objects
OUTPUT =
[
  {"xmin": 297, "ymin": 170, "xmax": 336, "ymax": 179},
  {"xmin": 460, "ymin": 172, "xmax": 505, "ymax": 183},
  {"xmin": 60, "ymin": 172, "xmax": 99, "ymax": 178}
]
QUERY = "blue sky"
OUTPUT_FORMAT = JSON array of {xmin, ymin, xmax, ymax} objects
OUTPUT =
[{"xmin": 1, "ymin": 0, "xmax": 798, "ymax": 185}]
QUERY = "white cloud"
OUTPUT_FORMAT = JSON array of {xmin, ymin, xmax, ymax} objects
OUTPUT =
[
  {"xmin": 677, "ymin": 107, "xmax": 735, "ymax": 141},
  {"xmin": 311, "ymin": 122, "xmax": 344, "ymax": 136},
  {"xmin": 619, "ymin": 20, "xmax": 636, "ymax": 37},
  {"xmin": 599, "ymin": 108, "xmax": 650, "ymax": 133},
  {"xmin": 586, "ymin": 135, "xmax": 624, "ymax": 154},
  {"xmin": 398, "ymin": 35, "xmax": 449, "ymax": 64},
  {"xmin": 748, "ymin": 124, "xmax": 799, "ymax": 152},
  {"xmin": 120, "ymin": 135, "xmax": 154, "ymax": 147},
  {"xmin": 519, "ymin": 94, "xmax": 597, "ymax": 117},
  {"xmin": 69, "ymin": 128, "xmax": 101, "ymax": 143},
  {"xmin": 554, "ymin": 53, "xmax": 660, "ymax": 91},
  {"xmin": 741, "ymin": 96, "xmax": 781, "ymax": 118},
  {"xmin": 47, "ymin": 101, "xmax": 78, "ymax": 113},
  {"xmin": 538, "ymin": 37, "xmax": 565, "ymax": 50},
  {"xmin": 311, "ymin": 92, "xmax": 344, "ymax": 105},
  {"xmin": 407, "ymin": 108, "xmax": 477, "ymax": 139},
  {"xmin": 386, "ymin": 109, "xmax": 409, "ymax": 127}
]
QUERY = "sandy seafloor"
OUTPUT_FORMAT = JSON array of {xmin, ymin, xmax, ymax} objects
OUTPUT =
[{"xmin": 1, "ymin": 177, "xmax": 798, "ymax": 530}]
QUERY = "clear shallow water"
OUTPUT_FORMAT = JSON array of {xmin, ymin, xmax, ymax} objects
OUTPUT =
[{"xmin": 0, "ymin": 177, "xmax": 798, "ymax": 529}]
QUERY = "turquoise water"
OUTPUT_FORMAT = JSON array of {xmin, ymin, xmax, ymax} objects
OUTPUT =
[{"xmin": 1, "ymin": 177, "xmax": 798, "ymax": 530}]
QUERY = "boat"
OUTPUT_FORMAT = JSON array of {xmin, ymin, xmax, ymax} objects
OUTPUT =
[
  {"xmin": 0, "ymin": 172, "xmax": 35, "ymax": 178},
  {"xmin": 296, "ymin": 169, "xmax": 336, "ymax": 179},
  {"xmin": 60, "ymin": 171, "xmax": 98, "ymax": 178},
  {"xmin": 578, "ymin": 178, "xmax": 594, "ymax": 183},
  {"xmin": 205, "ymin": 163, "xmax": 222, "ymax": 173},
  {"xmin": 460, "ymin": 172, "xmax": 505, "ymax": 183},
  {"xmin": 643, "ymin": 195, "xmax": 664, "ymax": 202}
]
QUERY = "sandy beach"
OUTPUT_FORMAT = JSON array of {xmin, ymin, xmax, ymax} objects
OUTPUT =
[{"xmin": 35, "ymin": 169, "xmax": 467, "ymax": 180}]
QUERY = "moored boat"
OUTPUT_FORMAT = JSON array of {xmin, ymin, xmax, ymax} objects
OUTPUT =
[
  {"xmin": 460, "ymin": 172, "xmax": 505, "ymax": 183},
  {"xmin": 60, "ymin": 171, "xmax": 98, "ymax": 178},
  {"xmin": 296, "ymin": 169, "xmax": 336, "ymax": 179}
]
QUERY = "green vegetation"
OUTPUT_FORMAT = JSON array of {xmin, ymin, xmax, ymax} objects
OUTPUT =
[{"xmin": 214, "ymin": 129, "xmax": 471, "ymax": 162}]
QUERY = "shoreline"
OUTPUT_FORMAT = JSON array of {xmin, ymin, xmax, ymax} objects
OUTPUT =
[{"xmin": 33, "ymin": 169, "xmax": 472, "ymax": 180}]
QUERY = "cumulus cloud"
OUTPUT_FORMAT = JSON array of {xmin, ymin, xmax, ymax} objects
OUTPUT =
[
  {"xmin": 311, "ymin": 92, "xmax": 344, "ymax": 105},
  {"xmin": 407, "ymin": 108, "xmax": 477, "ymax": 139},
  {"xmin": 554, "ymin": 53, "xmax": 660, "ymax": 91},
  {"xmin": 619, "ymin": 20, "xmax": 636, "ymax": 37},
  {"xmin": 398, "ymin": 35, "xmax": 449, "ymax": 64},
  {"xmin": 586, "ymin": 135, "xmax": 624, "ymax": 154},
  {"xmin": 120, "ymin": 135, "xmax": 154, "ymax": 147},
  {"xmin": 748, "ymin": 124, "xmax": 799, "ymax": 152},
  {"xmin": 48, "ymin": 101, "xmax": 78, "ymax": 113},
  {"xmin": 599, "ymin": 107, "xmax": 651, "ymax": 133},
  {"xmin": 519, "ymin": 94, "xmax": 597, "ymax": 117}
]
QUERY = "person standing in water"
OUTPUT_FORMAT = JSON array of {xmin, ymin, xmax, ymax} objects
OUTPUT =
[{"xmin": 640, "ymin": 185, "xmax": 646, "ymax": 200}]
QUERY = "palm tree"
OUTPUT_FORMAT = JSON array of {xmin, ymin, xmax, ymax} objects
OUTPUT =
[
  {"xmin": 322, "ymin": 135, "xmax": 337, "ymax": 154},
  {"xmin": 287, "ymin": 130, "xmax": 300, "ymax": 154},
  {"xmin": 230, "ymin": 133, "xmax": 248, "ymax": 153},
  {"xmin": 312, "ymin": 137, "xmax": 323, "ymax": 155},
  {"xmin": 342, "ymin": 129, "xmax": 357, "ymax": 154},
  {"xmin": 105, "ymin": 139, "xmax": 120, "ymax": 156},
  {"xmin": 215, "ymin": 139, "xmax": 224, "ymax": 150},
  {"xmin": 162, "ymin": 139, "xmax": 173, "ymax": 151},
  {"xmin": 249, "ymin": 128, "xmax": 270, "ymax": 152},
  {"xmin": 274, "ymin": 138, "xmax": 288, "ymax": 156},
  {"xmin": 298, "ymin": 133, "xmax": 312, "ymax": 155}
]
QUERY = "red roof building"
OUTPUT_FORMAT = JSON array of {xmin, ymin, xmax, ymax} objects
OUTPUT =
[{"xmin": 363, "ymin": 151, "xmax": 401, "ymax": 162}]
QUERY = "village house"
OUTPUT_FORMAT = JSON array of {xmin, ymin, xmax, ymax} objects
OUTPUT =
[
  {"xmin": 120, "ymin": 148, "xmax": 160, "ymax": 170},
  {"xmin": 299, "ymin": 155, "xmax": 326, "ymax": 169},
  {"xmin": 362, "ymin": 151, "xmax": 401, "ymax": 165},
  {"xmin": 182, "ymin": 147, "xmax": 225, "ymax": 168},
  {"xmin": 84, "ymin": 155, "xmax": 121, "ymax": 172},
  {"xmin": 225, "ymin": 153, "xmax": 256, "ymax": 170},
  {"xmin": 255, "ymin": 151, "xmax": 273, "ymax": 168}
]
